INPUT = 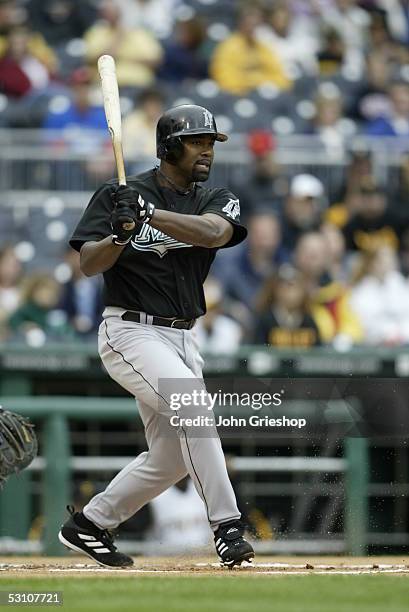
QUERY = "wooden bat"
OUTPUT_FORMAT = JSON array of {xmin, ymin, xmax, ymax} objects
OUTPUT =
[
  {"xmin": 97, "ymin": 54, "xmax": 127, "ymax": 187},
  {"xmin": 98, "ymin": 54, "xmax": 135, "ymax": 231}
]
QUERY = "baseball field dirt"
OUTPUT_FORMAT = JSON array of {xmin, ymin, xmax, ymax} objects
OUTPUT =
[
  {"xmin": 1, "ymin": 555, "xmax": 409, "ymax": 577},
  {"xmin": 1, "ymin": 555, "xmax": 408, "ymax": 612}
]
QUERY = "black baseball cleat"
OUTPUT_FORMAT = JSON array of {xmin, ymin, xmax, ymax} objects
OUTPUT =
[
  {"xmin": 214, "ymin": 520, "xmax": 255, "ymax": 568},
  {"xmin": 58, "ymin": 505, "xmax": 134, "ymax": 568}
]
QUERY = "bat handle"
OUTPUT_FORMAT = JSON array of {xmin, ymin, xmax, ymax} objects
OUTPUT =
[{"xmin": 112, "ymin": 137, "xmax": 127, "ymax": 186}]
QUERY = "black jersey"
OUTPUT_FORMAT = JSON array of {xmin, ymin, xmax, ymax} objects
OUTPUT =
[{"xmin": 69, "ymin": 169, "xmax": 247, "ymax": 319}]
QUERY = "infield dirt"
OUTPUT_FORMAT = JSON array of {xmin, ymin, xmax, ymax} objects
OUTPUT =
[{"xmin": 1, "ymin": 556, "xmax": 408, "ymax": 578}]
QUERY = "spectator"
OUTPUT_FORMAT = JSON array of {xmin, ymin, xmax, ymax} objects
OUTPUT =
[
  {"xmin": 0, "ymin": 0, "xmax": 26, "ymax": 36},
  {"xmin": 320, "ymin": 222, "xmax": 349, "ymax": 282},
  {"xmin": 365, "ymin": 80, "xmax": 409, "ymax": 137},
  {"xmin": 325, "ymin": 146, "xmax": 373, "ymax": 227},
  {"xmin": 351, "ymin": 51, "xmax": 392, "ymax": 122},
  {"xmin": 42, "ymin": 66, "xmax": 112, "ymax": 188},
  {"xmin": 114, "ymin": 0, "xmax": 179, "ymax": 40},
  {"xmin": 27, "ymin": 0, "xmax": 97, "ymax": 47},
  {"xmin": 212, "ymin": 211, "xmax": 282, "ymax": 313},
  {"xmin": 43, "ymin": 66, "xmax": 106, "ymax": 133},
  {"xmin": 293, "ymin": 231, "xmax": 328, "ymax": 294},
  {"xmin": 319, "ymin": 0, "xmax": 371, "ymax": 53},
  {"xmin": 84, "ymin": 0, "xmax": 163, "ymax": 88},
  {"xmin": 193, "ymin": 277, "xmax": 243, "ymax": 354},
  {"xmin": 58, "ymin": 249, "xmax": 103, "ymax": 338},
  {"xmin": 210, "ymin": 5, "xmax": 291, "ymax": 95},
  {"xmin": 316, "ymin": 26, "xmax": 346, "ymax": 76},
  {"xmin": 122, "ymin": 87, "xmax": 166, "ymax": 161},
  {"xmin": 257, "ymin": 0, "xmax": 318, "ymax": 77},
  {"xmin": 350, "ymin": 245, "xmax": 409, "ymax": 345},
  {"xmin": 294, "ymin": 232, "xmax": 363, "ymax": 345},
  {"xmin": 280, "ymin": 174, "xmax": 325, "ymax": 257},
  {"xmin": 0, "ymin": 25, "xmax": 57, "ymax": 97},
  {"xmin": 391, "ymin": 153, "xmax": 409, "ymax": 211},
  {"xmin": 158, "ymin": 16, "xmax": 210, "ymax": 83},
  {"xmin": 8, "ymin": 273, "xmax": 70, "ymax": 344},
  {"xmin": 307, "ymin": 85, "xmax": 346, "ymax": 155},
  {"xmin": 379, "ymin": 0, "xmax": 409, "ymax": 46},
  {"xmin": 366, "ymin": 6, "xmax": 404, "ymax": 64},
  {"xmin": 342, "ymin": 177, "xmax": 407, "ymax": 252},
  {"xmin": 254, "ymin": 264, "xmax": 322, "ymax": 348},
  {"xmin": 0, "ymin": 245, "xmax": 22, "ymax": 339},
  {"xmin": 229, "ymin": 131, "xmax": 288, "ymax": 220}
]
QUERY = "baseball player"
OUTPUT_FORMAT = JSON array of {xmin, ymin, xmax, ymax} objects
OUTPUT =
[{"xmin": 58, "ymin": 104, "xmax": 255, "ymax": 568}]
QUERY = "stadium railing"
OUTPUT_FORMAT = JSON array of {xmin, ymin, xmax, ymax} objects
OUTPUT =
[
  {"xmin": 0, "ymin": 130, "xmax": 407, "ymax": 195},
  {"xmin": 0, "ymin": 395, "xmax": 368, "ymax": 557}
]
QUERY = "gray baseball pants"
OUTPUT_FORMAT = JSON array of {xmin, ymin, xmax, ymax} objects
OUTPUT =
[{"xmin": 83, "ymin": 307, "xmax": 240, "ymax": 532}]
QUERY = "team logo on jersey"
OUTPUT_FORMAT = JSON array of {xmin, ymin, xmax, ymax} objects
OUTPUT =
[
  {"xmin": 131, "ymin": 224, "xmax": 192, "ymax": 258},
  {"xmin": 222, "ymin": 198, "xmax": 240, "ymax": 220},
  {"xmin": 203, "ymin": 109, "xmax": 213, "ymax": 128}
]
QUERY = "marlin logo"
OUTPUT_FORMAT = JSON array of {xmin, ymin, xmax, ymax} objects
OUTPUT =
[
  {"xmin": 131, "ymin": 224, "xmax": 192, "ymax": 258},
  {"xmin": 227, "ymin": 528, "xmax": 238, "ymax": 534},
  {"xmin": 222, "ymin": 198, "xmax": 240, "ymax": 220},
  {"xmin": 203, "ymin": 108, "xmax": 213, "ymax": 128}
]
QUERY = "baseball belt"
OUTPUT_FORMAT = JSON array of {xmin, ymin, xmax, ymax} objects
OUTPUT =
[{"xmin": 121, "ymin": 311, "xmax": 196, "ymax": 330}]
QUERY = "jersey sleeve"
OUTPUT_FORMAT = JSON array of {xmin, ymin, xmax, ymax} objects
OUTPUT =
[
  {"xmin": 200, "ymin": 188, "xmax": 247, "ymax": 249},
  {"xmin": 69, "ymin": 184, "xmax": 113, "ymax": 252}
]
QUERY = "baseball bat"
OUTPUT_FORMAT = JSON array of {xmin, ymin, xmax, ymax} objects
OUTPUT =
[
  {"xmin": 98, "ymin": 55, "xmax": 135, "ymax": 232},
  {"xmin": 97, "ymin": 54, "xmax": 127, "ymax": 187}
]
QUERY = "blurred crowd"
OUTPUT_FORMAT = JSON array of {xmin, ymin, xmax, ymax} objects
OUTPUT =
[
  {"xmin": 1, "ymin": 0, "xmax": 409, "ymax": 351},
  {"xmin": 3, "ymin": 152, "xmax": 409, "ymax": 351},
  {"xmin": 0, "ymin": 0, "xmax": 408, "ymax": 136}
]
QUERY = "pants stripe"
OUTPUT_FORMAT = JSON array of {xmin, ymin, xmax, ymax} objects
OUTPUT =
[{"xmin": 103, "ymin": 318, "xmax": 211, "ymax": 525}]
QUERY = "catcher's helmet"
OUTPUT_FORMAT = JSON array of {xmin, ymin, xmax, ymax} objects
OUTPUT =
[{"xmin": 156, "ymin": 104, "xmax": 228, "ymax": 162}]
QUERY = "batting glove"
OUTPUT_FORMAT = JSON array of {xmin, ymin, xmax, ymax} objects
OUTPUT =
[
  {"xmin": 110, "ymin": 186, "xmax": 155, "ymax": 245},
  {"xmin": 112, "ymin": 185, "xmax": 155, "ymax": 223}
]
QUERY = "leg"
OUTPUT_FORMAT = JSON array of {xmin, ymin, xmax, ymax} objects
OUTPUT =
[
  {"xmin": 83, "ymin": 400, "xmax": 188, "ymax": 528},
  {"xmin": 85, "ymin": 316, "xmax": 240, "ymax": 530}
]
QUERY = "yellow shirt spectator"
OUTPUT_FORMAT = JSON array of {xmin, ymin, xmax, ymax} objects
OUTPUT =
[
  {"xmin": 85, "ymin": 25, "xmax": 162, "ymax": 87},
  {"xmin": 210, "ymin": 32, "xmax": 291, "ymax": 95},
  {"xmin": 0, "ymin": 30, "xmax": 57, "ymax": 73},
  {"xmin": 84, "ymin": 1, "xmax": 163, "ymax": 89}
]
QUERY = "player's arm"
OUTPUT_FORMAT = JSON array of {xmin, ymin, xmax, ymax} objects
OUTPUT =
[
  {"xmin": 78, "ymin": 186, "xmax": 139, "ymax": 277},
  {"xmin": 110, "ymin": 185, "xmax": 234, "ymax": 248},
  {"xmin": 149, "ymin": 210, "xmax": 233, "ymax": 248},
  {"xmin": 80, "ymin": 237, "xmax": 126, "ymax": 277}
]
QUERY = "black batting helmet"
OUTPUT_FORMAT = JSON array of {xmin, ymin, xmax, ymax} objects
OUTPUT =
[{"xmin": 156, "ymin": 104, "xmax": 228, "ymax": 162}]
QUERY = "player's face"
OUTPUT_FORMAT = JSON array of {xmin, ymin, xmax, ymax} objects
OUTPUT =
[{"xmin": 179, "ymin": 134, "xmax": 216, "ymax": 182}]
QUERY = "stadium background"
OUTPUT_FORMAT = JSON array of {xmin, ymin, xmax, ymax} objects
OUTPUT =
[{"xmin": 1, "ymin": 0, "xmax": 409, "ymax": 560}]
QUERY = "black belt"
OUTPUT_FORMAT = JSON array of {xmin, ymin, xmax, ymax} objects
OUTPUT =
[{"xmin": 121, "ymin": 310, "xmax": 196, "ymax": 330}]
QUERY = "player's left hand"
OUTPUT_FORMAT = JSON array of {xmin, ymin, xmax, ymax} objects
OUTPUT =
[{"xmin": 112, "ymin": 185, "xmax": 155, "ymax": 224}]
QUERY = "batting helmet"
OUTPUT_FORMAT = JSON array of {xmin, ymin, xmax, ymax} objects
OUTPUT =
[{"xmin": 156, "ymin": 104, "xmax": 228, "ymax": 162}]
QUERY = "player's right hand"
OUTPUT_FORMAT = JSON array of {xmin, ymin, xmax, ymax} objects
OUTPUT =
[
  {"xmin": 112, "ymin": 185, "xmax": 139, "ymax": 207},
  {"xmin": 110, "ymin": 189, "xmax": 138, "ymax": 245}
]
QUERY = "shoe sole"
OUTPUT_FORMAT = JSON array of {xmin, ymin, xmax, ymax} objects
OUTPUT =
[
  {"xmin": 58, "ymin": 531, "xmax": 133, "ymax": 569},
  {"xmin": 222, "ymin": 551, "xmax": 255, "ymax": 569}
]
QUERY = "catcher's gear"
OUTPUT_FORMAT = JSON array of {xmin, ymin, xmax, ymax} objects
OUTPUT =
[
  {"xmin": 0, "ymin": 407, "xmax": 37, "ymax": 486},
  {"xmin": 156, "ymin": 104, "xmax": 228, "ymax": 162},
  {"xmin": 111, "ymin": 186, "xmax": 155, "ymax": 245}
]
